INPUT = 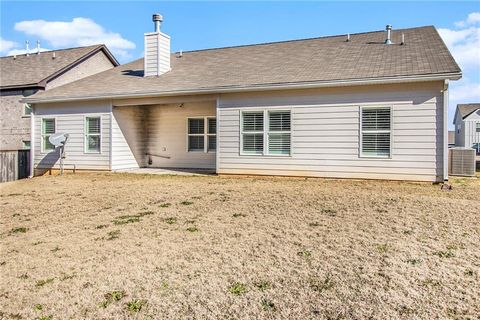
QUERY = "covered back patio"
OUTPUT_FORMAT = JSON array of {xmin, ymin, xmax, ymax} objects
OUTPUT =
[{"xmin": 110, "ymin": 95, "xmax": 217, "ymax": 172}]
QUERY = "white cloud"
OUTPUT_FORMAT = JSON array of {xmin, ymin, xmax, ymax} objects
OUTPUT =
[
  {"xmin": 438, "ymin": 27, "xmax": 480, "ymax": 68},
  {"xmin": 454, "ymin": 12, "xmax": 480, "ymax": 27},
  {"xmin": 8, "ymin": 47, "xmax": 50, "ymax": 56},
  {"xmin": 0, "ymin": 37, "xmax": 19, "ymax": 54},
  {"xmin": 14, "ymin": 17, "xmax": 135, "ymax": 59},
  {"xmin": 438, "ymin": 12, "xmax": 480, "ymax": 128}
]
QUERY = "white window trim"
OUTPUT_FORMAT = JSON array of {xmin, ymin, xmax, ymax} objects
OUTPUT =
[
  {"xmin": 186, "ymin": 116, "xmax": 216, "ymax": 153},
  {"xmin": 359, "ymin": 105, "xmax": 393, "ymax": 159},
  {"xmin": 41, "ymin": 117, "xmax": 56, "ymax": 153},
  {"xmin": 240, "ymin": 109, "xmax": 292, "ymax": 157},
  {"xmin": 84, "ymin": 115, "xmax": 102, "ymax": 154}
]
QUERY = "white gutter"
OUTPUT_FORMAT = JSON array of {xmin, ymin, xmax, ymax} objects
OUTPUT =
[{"xmin": 24, "ymin": 72, "xmax": 462, "ymax": 104}]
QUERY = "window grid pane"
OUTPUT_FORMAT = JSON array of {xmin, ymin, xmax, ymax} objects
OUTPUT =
[
  {"xmin": 43, "ymin": 136, "xmax": 54, "ymax": 151},
  {"xmin": 243, "ymin": 133, "xmax": 263, "ymax": 154},
  {"xmin": 362, "ymin": 108, "xmax": 391, "ymax": 131},
  {"xmin": 189, "ymin": 135, "xmax": 204, "ymax": 151},
  {"xmin": 243, "ymin": 112, "xmax": 263, "ymax": 132},
  {"xmin": 87, "ymin": 135, "xmax": 101, "ymax": 152},
  {"xmin": 87, "ymin": 117, "xmax": 101, "ymax": 134},
  {"xmin": 43, "ymin": 119, "xmax": 55, "ymax": 134},
  {"xmin": 188, "ymin": 118, "xmax": 204, "ymax": 134},
  {"xmin": 268, "ymin": 133, "xmax": 291, "ymax": 155},
  {"xmin": 208, "ymin": 118, "xmax": 216, "ymax": 134},
  {"xmin": 362, "ymin": 133, "xmax": 391, "ymax": 157},
  {"xmin": 269, "ymin": 111, "xmax": 291, "ymax": 131},
  {"xmin": 208, "ymin": 135, "xmax": 216, "ymax": 151}
]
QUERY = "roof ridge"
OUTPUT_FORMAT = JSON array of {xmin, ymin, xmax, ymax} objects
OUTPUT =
[
  {"xmin": 0, "ymin": 44, "xmax": 103, "ymax": 59},
  {"xmin": 176, "ymin": 25, "xmax": 435, "ymax": 54}
]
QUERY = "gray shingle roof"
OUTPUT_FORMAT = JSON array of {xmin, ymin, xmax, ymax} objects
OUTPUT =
[
  {"xmin": 457, "ymin": 104, "xmax": 480, "ymax": 119},
  {"xmin": 0, "ymin": 45, "xmax": 118, "ymax": 89},
  {"xmin": 27, "ymin": 26, "xmax": 461, "ymax": 102}
]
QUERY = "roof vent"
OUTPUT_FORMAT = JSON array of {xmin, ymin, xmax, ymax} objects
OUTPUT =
[
  {"xmin": 52, "ymin": 52, "xmax": 56, "ymax": 59},
  {"xmin": 153, "ymin": 13, "xmax": 163, "ymax": 32},
  {"xmin": 385, "ymin": 25, "xmax": 392, "ymax": 45},
  {"xmin": 176, "ymin": 50, "xmax": 183, "ymax": 58},
  {"xmin": 401, "ymin": 33, "xmax": 405, "ymax": 45},
  {"xmin": 346, "ymin": 33, "xmax": 350, "ymax": 42},
  {"xmin": 36, "ymin": 40, "xmax": 41, "ymax": 54},
  {"xmin": 25, "ymin": 40, "xmax": 30, "ymax": 56}
]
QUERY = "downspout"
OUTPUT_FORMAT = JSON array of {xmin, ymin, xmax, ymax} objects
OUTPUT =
[
  {"xmin": 29, "ymin": 105, "xmax": 35, "ymax": 178},
  {"xmin": 215, "ymin": 95, "xmax": 220, "ymax": 174},
  {"xmin": 443, "ymin": 80, "xmax": 449, "ymax": 181},
  {"xmin": 109, "ymin": 100, "xmax": 113, "ymax": 171}
]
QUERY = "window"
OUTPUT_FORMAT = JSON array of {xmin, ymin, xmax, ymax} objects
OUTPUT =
[
  {"xmin": 85, "ymin": 117, "xmax": 101, "ymax": 153},
  {"xmin": 187, "ymin": 117, "xmax": 216, "ymax": 152},
  {"xmin": 241, "ymin": 110, "xmax": 292, "ymax": 155},
  {"xmin": 360, "ymin": 107, "xmax": 392, "ymax": 157},
  {"xmin": 476, "ymin": 123, "xmax": 480, "ymax": 133},
  {"xmin": 473, "ymin": 143, "xmax": 480, "ymax": 155},
  {"xmin": 268, "ymin": 111, "xmax": 291, "ymax": 155},
  {"xmin": 22, "ymin": 141, "xmax": 31, "ymax": 149},
  {"xmin": 207, "ymin": 117, "xmax": 216, "ymax": 152},
  {"xmin": 23, "ymin": 103, "xmax": 32, "ymax": 116},
  {"xmin": 242, "ymin": 111, "xmax": 264, "ymax": 154},
  {"xmin": 42, "ymin": 118, "xmax": 56, "ymax": 152}
]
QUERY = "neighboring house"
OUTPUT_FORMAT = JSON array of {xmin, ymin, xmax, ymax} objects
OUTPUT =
[
  {"xmin": 453, "ymin": 104, "xmax": 480, "ymax": 155},
  {"xmin": 448, "ymin": 131, "xmax": 455, "ymax": 147},
  {"xmin": 25, "ymin": 15, "xmax": 461, "ymax": 182},
  {"xmin": 0, "ymin": 44, "xmax": 118, "ymax": 181},
  {"xmin": 0, "ymin": 45, "xmax": 118, "ymax": 151}
]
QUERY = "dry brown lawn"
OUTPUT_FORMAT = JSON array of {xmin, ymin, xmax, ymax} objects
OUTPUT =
[{"xmin": 0, "ymin": 173, "xmax": 479, "ymax": 319}]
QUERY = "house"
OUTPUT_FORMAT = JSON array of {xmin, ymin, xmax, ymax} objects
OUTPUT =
[
  {"xmin": 1, "ymin": 44, "xmax": 119, "ymax": 151},
  {"xmin": 0, "ymin": 44, "xmax": 118, "ymax": 181},
  {"xmin": 24, "ymin": 15, "xmax": 462, "ymax": 182},
  {"xmin": 453, "ymin": 103, "xmax": 480, "ymax": 155}
]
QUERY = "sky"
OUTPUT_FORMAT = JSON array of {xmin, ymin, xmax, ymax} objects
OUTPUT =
[{"xmin": 1, "ymin": 1, "xmax": 479, "ymax": 128}]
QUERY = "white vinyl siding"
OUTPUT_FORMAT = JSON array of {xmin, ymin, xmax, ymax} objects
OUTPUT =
[
  {"xmin": 360, "ymin": 107, "xmax": 392, "ymax": 158},
  {"xmin": 34, "ymin": 101, "xmax": 111, "ymax": 172},
  {"xmin": 85, "ymin": 116, "xmax": 101, "ymax": 153},
  {"xmin": 217, "ymin": 82, "xmax": 445, "ymax": 182},
  {"xmin": 41, "ymin": 118, "xmax": 56, "ymax": 152}
]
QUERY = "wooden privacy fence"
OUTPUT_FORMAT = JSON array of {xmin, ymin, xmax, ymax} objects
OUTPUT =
[{"xmin": 0, "ymin": 150, "xmax": 30, "ymax": 183}]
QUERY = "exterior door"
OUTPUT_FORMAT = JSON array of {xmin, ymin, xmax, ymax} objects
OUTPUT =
[{"xmin": 18, "ymin": 150, "xmax": 30, "ymax": 179}]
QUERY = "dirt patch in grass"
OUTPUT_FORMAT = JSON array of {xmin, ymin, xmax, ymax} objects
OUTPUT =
[{"xmin": 0, "ymin": 173, "xmax": 479, "ymax": 319}]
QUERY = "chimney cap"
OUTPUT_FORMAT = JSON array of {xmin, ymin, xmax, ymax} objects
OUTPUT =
[
  {"xmin": 153, "ymin": 13, "xmax": 163, "ymax": 22},
  {"xmin": 386, "ymin": 24, "xmax": 392, "ymax": 30}
]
